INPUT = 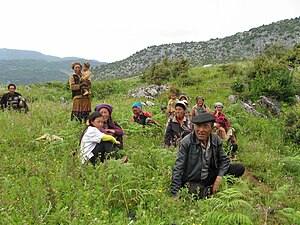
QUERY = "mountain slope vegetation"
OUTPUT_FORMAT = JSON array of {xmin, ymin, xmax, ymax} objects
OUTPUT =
[
  {"xmin": 0, "ymin": 46, "xmax": 299, "ymax": 224},
  {"xmin": 93, "ymin": 17, "xmax": 300, "ymax": 80}
]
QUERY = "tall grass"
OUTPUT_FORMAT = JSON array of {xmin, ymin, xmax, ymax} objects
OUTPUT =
[{"xmin": 0, "ymin": 65, "xmax": 299, "ymax": 224}]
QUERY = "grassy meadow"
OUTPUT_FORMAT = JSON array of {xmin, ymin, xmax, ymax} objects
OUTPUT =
[{"xmin": 0, "ymin": 65, "xmax": 299, "ymax": 224}]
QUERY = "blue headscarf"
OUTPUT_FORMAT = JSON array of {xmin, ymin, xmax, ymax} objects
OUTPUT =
[{"xmin": 132, "ymin": 102, "xmax": 143, "ymax": 109}]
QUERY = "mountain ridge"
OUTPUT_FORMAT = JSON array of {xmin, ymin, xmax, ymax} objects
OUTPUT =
[
  {"xmin": 92, "ymin": 17, "xmax": 300, "ymax": 80},
  {"xmin": 0, "ymin": 49, "xmax": 106, "ymax": 85}
]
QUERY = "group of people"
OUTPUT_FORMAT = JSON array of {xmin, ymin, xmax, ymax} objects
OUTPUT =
[
  {"xmin": 1, "ymin": 62, "xmax": 245, "ymax": 200},
  {"xmin": 163, "ymin": 92, "xmax": 244, "ymax": 198}
]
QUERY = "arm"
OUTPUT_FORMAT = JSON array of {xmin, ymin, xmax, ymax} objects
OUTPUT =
[
  {"xmin": 101, "ymin": 134, "xmax": 119, "ymax": 144},
  {"xmin": 111, "ymin": 121, "xmax": 124, "ymax": 136},
  {"xmin": 164, "ymin": 120, "xmax": 172, "ymax": 146},
  {"xmin": 213, "ymin": 140, "xmax": 230, "ymax": 193},
  {"xmin": 69, "ymin": 75, "xmax": 81, "ymax": 91},
  {"xmin": 170, "ymin": 140, "xmax": 188, "ymax": 196}
]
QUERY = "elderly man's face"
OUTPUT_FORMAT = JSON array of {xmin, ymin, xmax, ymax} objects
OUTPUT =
[{"xmin": 194, "ymin": 122, "xmax": 213, "ymax": 143}]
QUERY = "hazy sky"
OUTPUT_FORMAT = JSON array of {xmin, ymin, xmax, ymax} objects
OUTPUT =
[{"xmin": 0, "ymin": 0, "xmax": 299, "ymax": 63}]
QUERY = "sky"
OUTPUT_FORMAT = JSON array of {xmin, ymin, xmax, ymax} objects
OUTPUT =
[{"xmin": 0, "ymin": 0, "xmax": 299, "ymax": 63}]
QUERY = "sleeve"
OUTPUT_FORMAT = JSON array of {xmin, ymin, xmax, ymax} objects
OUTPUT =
[
  {"xmin": 164, "ymin": 120, "xmax": 172, "ymax": 146},
  {"xmin": 69, "ymin": 75, "xmax": 81, "ymax": 91},
  {"xmin": 102, "ymin": 134, "xmax": 118, "ymax": 144},
  {"xmin": 191, "ymin": 107, "xmax": 195, "ymax": 118},
  {"xmin": 224, "ymin": 117, "xmax": 231, "ymax": 130},
  {"xmin": 143, "ymin": 111, "xmax": 152, "ymax": 118},
  {"xmin": 167, "ymin": 99, "xmax": 172, "ymax": 113},
  {"xmin": 170, "ymin": 140, "xmax": 188, "ymax": 196},
  {"xmin": 84, "ymin": 127, "xmax": 105, "ymax": 143},
  {"xmin": 112, "ymin": 121, "xmax": 124, "ymax": 135},
  {"xmin": 216, "ymin": 140, "xmax": 230, "ymax": 177}
]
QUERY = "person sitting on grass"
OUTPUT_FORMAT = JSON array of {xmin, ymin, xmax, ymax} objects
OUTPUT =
[
  {"xmin": 80, "ymin": 111, "xmax": 120, "ymax": 165},
  {"xmin": 130, "ymin": 102, "xmax": 160, "ymax": 126},
  {"xmin": 212, "ymin": 102, "xmax": 238, "ymax": 160},
  {"xmin": 191, "ymin": 96, "xmax": 209, "ymax": 118},
  {"xmin": 170, "ymin": 112, "xmax": 245, "ymax": 199},
  {"xmin": 164, "ymin": 101, "xmax": 193, "ymax": 147},
  {"xmin": 95, "ymin": 103, "xmax": 124, "ymax": 149},
  {"xmin": 0, "ymin": 83, "xmax": 29, "ymax": 113}
]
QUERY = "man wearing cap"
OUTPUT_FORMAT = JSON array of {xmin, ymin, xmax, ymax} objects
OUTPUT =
[{"xmin": 170, "ymin": 112, "xmax": 244, "ymax": 198}]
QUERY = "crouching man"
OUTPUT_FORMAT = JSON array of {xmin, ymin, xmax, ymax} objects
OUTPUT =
[
  {"xmin": 170, "ymin": 112, "xmax": 244, "ymax": 199},
  {"xmin": 0, "ymin": 84, "xmax": 28, "ymax": 113}
]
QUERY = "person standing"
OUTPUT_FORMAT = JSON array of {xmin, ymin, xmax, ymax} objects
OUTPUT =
[{"xmin": 69, "ymin": 62, "xmax": 92, "ymax": 123}]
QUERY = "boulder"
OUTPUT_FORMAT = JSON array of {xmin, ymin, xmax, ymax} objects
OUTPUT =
[
  {"xmin": 240, "ymin": 101, "xmax": 267, "ymax": 118},
  {"xmin": 128, "ymin": 85, "xmax": 170, "ymax": 99},
  {"xmin": 257, "ymin": 96, "xmax": 281, "ymax": 116},
  {"xmin": 228, "ymin": 94, "xmax": 238, "ymax": 104}
]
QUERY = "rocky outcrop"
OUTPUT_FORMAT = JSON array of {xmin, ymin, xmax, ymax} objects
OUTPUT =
[
  {"xmin": 128, "ymin": 85, "xmax": 170, "ymax": 99},
  {"xmin": 257, "ymin": 96, "xmax": 281, "ymax": 116},
  {"xmin": 240, "ymin": 101, "xmax": 268, "ymax": 118}
]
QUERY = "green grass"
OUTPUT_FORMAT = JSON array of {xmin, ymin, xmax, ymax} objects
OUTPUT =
[{"xmin": 0, "ymin": 64, "xmax": 299, "ymax": 224}]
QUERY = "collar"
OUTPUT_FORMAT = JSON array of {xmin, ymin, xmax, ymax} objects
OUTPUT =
[{"xmin": 171, "ymin": 115, "xmax": 187, "ymax": 123}]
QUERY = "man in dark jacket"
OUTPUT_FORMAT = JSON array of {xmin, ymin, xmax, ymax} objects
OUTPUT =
[
  {"xmin": 0, "ymin": 84, "xmax": 28, "ymax": 113},
  {"xmin": 170, "ymin": 112, "xmax": 244, "ymax": 198}
]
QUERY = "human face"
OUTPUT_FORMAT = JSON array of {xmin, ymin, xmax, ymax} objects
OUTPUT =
[
  {"xmin": 74, "ymin": 65, "xmax": 82, "ymax": 74},
  {"xmin": 197, "ymin": 99, "xmax": 204, "ymax": 107},
  {"xmin": 132, "ymin": 107, "xmax": 141, "ymax": 116},
  {"xmin": 99, "ymin": 108, "xmax": 110, "ymax": 121},
  {"xmin": 91, "ymin": 117, "xmax": 105, "ymax": 130},
  {"xmin": 194, "ymin": 122, "xmax": 213, "ymax": 144},
  {"xmin": 8, "ymin": 86, "xmax": 15, "ymax": 94},
  {"xmin": 215, "ymin": 106, "xmax": 223, "ymax": 113},
  {"xmin": 171, "ymin": 94, "xmax": 177, "ymax": 100},
  {"xmin": 175, "ymin": 106, "xmax": 185, "ymax": 119},
  {"xmin": 83, "ymin": 65, "xmax": 89, "ymax": 72}
]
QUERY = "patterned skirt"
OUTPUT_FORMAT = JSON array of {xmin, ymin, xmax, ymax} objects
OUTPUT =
[{"xmin": 71, "ymin": 96, "xmax": 92, "ymax": 122}]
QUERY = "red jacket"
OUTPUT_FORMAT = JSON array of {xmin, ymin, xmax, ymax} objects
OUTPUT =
[{"xmin": 213, "ymin": 112, "xmax": 230, "ymax": 131}]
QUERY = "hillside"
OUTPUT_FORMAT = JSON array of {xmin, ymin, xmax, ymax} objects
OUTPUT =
[
  {"xmin": 93, "ymin": 17, "xmax": 300, "ymax": 80},
  {"xmin": 0, "ymin": 49, "xmax": 106, "ymax": 85},
  {"xmin": 0, "ymin": 60, "xmax": 299, "ymax": 223}
]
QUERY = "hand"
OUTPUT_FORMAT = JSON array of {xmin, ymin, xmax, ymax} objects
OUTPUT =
[
  {"xmin": 115, "ymin": 141, "xmax": 120, "ymax": 145},
  {"xmin": 212, "ymin": 176, "xmax": 222, "ymax": 194},
  {"xmin": 106, "ymin": 129, "xmax": 115, "ymax": 134},
  {"xmin": 19, "ymin": 101, "xmax": 23, "ymax": 107}
]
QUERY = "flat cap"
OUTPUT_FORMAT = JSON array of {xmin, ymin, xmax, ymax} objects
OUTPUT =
[{"xmin": 191, "ymin": 112, "xmax": 216, "ymax": 124}]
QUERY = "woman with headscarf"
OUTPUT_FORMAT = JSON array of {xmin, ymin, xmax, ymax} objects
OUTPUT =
[
  {"xmin": 164, "ymin": 101, "xmax": 192, "ymax": 147},
  {"xmin": 95, "ymin": 103, "xmax": 124, "ymax": 149},
  {"xmin": 69, "ymin": 62, "xmax": 92, "ymax": 123}
]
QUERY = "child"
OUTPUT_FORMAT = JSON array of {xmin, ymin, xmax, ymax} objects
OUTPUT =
[
  {"xmin": 167, "ymin": 92, "xmax": 179, "ymax": 117},
  {"xmin": 80, "ymin": 111, "xmax": 120, "ymax": 165},
  {"xmin": 81, "ymin": 62, "xmax": 92, "ymax": 96}
]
